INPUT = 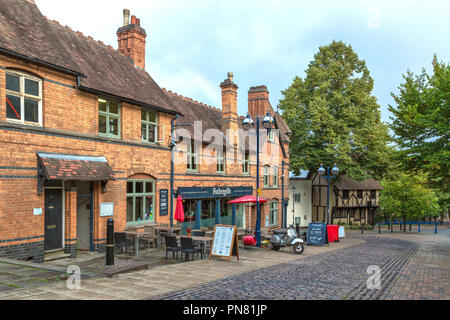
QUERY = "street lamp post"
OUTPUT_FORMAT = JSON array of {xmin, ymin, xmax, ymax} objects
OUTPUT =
[
  {"xmin": 318, "ymin": 163, "xmax": 339, "ymax": 225},
  {"xmin": 169, "ymin": 115, "xmax": 192, "ymax": 234},
  {"xmin": 242, "ymin": 112, "xmax": 274, "ymax": 247}
]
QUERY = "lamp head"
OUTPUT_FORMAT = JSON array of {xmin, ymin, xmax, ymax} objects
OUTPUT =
[
  {"xmin": 331, "ymin": 164, "xmax": 340, "ymax": 176},
  {"xmin": 262, "ymin": 112, "xmax": 274, "ymax": 130},
  {"xmin": 318, "ymin": 164, "xmax": 326, "ymax": 176},
  {"xmin": 242, "ymin": 114, "xmax": 254, "ymax": 130}
]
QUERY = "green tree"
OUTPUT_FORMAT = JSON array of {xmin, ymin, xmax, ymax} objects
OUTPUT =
[
  {"xmin": 379, "ymin": 172, "xmax": 440, "ymax": 231},
  {"xmin": 279, "ymin": 40, "xmax": 391, "ymax": 181},
  {"xmin": 389, "ymin": 56, "xmax": 450, "ymax": 216}
]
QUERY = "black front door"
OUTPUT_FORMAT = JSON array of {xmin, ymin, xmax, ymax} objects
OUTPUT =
[{"xmin": 44, "ymin": 189, "xmax": 63, "ymax": 251}]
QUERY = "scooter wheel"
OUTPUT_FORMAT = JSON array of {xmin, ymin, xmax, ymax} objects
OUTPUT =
[
  {"xmin": 292, "ymin": 243, "xmax": 304, "ymax": 254},
  {"xmin": 272, "ymin": 245, "xmax": 281, "ymax": 251}
]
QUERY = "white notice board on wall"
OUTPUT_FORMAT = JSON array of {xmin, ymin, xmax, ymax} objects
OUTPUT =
[
  {"xmin": 210, "ymin": 225, "xmax": 239, "ymax": 262},
  {"xmin": 100, "ymin": 203, "xmax": 114, "ymax": 217}
]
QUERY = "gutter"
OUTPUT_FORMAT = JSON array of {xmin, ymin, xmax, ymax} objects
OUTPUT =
[
  {"xmin": 0, "ymin": 46, "xmax": 86, "ymax": 78},
  {"xmin": 77, "ymin": 83, "xmax": 182, "ymax": 117}
]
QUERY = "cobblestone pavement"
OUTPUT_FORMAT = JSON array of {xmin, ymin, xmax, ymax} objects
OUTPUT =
[{"xmin": 153, "ymin": 234, "xmax": 449, "ymax": 300}]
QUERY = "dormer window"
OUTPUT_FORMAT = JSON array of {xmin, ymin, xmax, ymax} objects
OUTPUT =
[
  {"xmin": 141, "ymin": 109, "xmax": 158, "ymax": 143},
  {"xmin": 5, "ymin": 71, "xmax": 42, "ymax": 125},
  {"xmin": 98, "ymin": 99, "xmax": 120, "ymax": 138}
]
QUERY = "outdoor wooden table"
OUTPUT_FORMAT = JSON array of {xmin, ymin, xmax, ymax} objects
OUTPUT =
[
  {"xmin": 176, "ymin": 235, "xmax": 213, "ymax": 258},
  {"xmin": 124, "ymin": 231, "xmax": 153, "ymax": 255}
]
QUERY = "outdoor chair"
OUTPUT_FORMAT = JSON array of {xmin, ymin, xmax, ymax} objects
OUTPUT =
[
  {"xmin": 165, "ymin": 235, "xmax": 181, "ymax": 260},
  {"xmin": 140, "ymin": 227, "xmax": 156, "ymax": 249},
  {"xmin": 114, "ymin": 232, "xmax": 133, "ymax": 254},
  {"xmin": 180, "ymin": 237, "xmax": 202, "ymax": 261}
]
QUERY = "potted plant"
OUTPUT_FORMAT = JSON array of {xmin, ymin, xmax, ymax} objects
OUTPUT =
[{"xmin": 186, "ymin": 227, "xmax": 192, "ymax": 237}]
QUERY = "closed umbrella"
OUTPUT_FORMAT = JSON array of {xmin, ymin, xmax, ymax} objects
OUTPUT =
[{"xmin": 174, "ymin": 195, "xmax": 185, "ymax": 224}]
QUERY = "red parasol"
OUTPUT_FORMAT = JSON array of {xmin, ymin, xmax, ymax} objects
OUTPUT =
[
  {"xmin": 227, "ymin": 195, "xmax": 267, "ymax": 204},
  {"xmin": 174, "ymin": 195, "xmax": 185, "ymax": 223}
]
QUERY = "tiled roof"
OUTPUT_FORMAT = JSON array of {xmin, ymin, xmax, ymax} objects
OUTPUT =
[
  {"xmin": 334, "ymin": 176, "xmax": 382, "ymax": 190},
  {"xmin": 0, "ymin": 0, "xmax": 178, "ymax": 114},
  {"xmin": 164, "ymin": 89, "xmax": 291, "ymax": 147},
  {"xmin": 38, "ymin": 153, "xmax": 115, "ymax": 181}
]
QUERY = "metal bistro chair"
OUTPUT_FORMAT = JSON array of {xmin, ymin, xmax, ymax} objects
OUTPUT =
[
  {"xmin": 192, "ymin": 230, "xmax": 206, "ymax": 252},
  {"xmin": 165, "ymin": 235, "xmax": 181, "ymax": 260},
  {"xmin": 180, "ymin": 237, "xmax": 202, "ymax": 261},
  {"xmin": 114, "ymin": 232, "xmax": 134, "ymax": 255}
]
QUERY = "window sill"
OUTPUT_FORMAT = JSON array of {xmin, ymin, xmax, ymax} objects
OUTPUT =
[{"xmin": 6, "ymin": 119, "xmax": 42, "ymax": 127}]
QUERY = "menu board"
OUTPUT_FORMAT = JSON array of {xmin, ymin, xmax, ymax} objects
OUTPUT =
[
  {"xmin": 159, "ymin": 189, "xmax": 169, "ymax": 216},
  {"xmin": 307, "ymin": 223, "xmax": 328, "ymax": 246},
  {"xmin": 210, "ymin": 225, "xmax": 239, "ymax": 262}
]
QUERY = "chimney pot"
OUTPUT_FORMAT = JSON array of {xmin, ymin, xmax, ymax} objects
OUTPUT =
[
  {"xmin": 228, "ymin": 72, "xmax": 234, "ymax": 82},
  {"xmin": 123, "ymin": 9, "xmax": 130, "ymax": 26},
  {"xmin": 136, "ymin": 18, "xmax": 141, "ymax": 26},
  {"xmin": 131, "ymin": 15, "xmax": 137, "ymax": 25}
]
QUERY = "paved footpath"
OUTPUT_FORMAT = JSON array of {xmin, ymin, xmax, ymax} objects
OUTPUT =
[
  {"xmin": 0, "ymin": 232, "xmax": 448, "ymax": 300},
  {"xmin": 154, "ymin": 233, "xmax": 449, "ymax": 300}
]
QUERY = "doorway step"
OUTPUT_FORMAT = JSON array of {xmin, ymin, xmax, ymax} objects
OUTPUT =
[{"xmin": 44, "ymin": 250, "xmax": 70, "ymax": 262}]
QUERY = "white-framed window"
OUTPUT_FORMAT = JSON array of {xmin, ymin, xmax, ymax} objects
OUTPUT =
[
  {"xmin": 126, "ymin": 179, "xmax": 155, "ymax": 223},
  {"xmin": 98, "ymin": 99, "xmax": 120, "ymax": 138},
  {"xmin": 264, "ymin": 166, "xmax": 270, "ymax": 187},
  {"xmin": 216, "ymin": 148, "xmax": 225, "ymax": 173},
  {"xmin": 270, "ymin": 200, "xmax": 278, "ymax": 225},
  {"xmin": 242, "ymin": 150, "xmax": 250, "ymax": 174},
  {"xmin": 294, "ymin": 193, "xmax": 302, "ymax": 203},
  {"xmin": 272, "ymin": 167, "xmax": 278, "ymax": 187},
  {"xmin": 141, "ymin": 109, "xmax": 158, "ymax": 143},
  {"xmin": 5, "ymin": 71, "xmax": 42, "ymax": 125},
  {"xmin": 187, "ymin": 140, "xmax": 198, "ymax": 172}
]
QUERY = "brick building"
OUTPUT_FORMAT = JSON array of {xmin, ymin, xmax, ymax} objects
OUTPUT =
[{"xmin": 0, "ymin": 0, "xmax": 290, "ymax": 262}]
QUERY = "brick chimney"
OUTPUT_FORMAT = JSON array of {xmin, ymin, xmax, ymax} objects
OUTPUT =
[
  {"xmin": 220, "ymin": 72, "xmax": 239, "ymax": 145},
  {"xmin": 117, "ymin": 9, "xmax": 147, "ymax": 70},
  {"xmin": 248, "ymin": 85, "xmax": 270, "ymax": 118}
]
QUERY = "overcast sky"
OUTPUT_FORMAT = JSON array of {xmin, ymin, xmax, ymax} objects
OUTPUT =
[{"xmin": 35, "ymin": 0, "xmax": 449, "ymax": 123}]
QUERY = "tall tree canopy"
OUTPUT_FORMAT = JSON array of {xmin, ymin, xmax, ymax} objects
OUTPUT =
[
  {"xmin": 389, "ymin": 56, "xmax": 449, "ymax": 213},
  {"xmin": 378, "ymin": 172, "xmax": 440, "ymax": 226},
  {"xmin": 279, "ymin": 41, "xmax": 391, "ymax": 181}
]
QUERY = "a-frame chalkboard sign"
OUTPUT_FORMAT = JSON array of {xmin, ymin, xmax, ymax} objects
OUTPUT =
[
  {"xmin": 306, "ymin": 223, "xmax": 329, "ymax": 246},
  {"xmin": 209, "ymin": 225, "xmax": 240, "ymax": 262}
]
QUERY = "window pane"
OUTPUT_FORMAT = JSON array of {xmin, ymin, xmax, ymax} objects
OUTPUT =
[
  {"xmin": 135, "ymin": 197, "xmax": 144, "ymax": 221},
  {"xmin": 24, "ymin": 99, "xmax": 39, "ymax": 122},
  {"xmin": 109, "ymin": 117, "xmax": 119, "ymax": 136},
  {"xmin": 109, "ymin": 102, "xmax": 119, "ymax": 114},
  {"xmin": 147, "ymin": 110, "xmax": 156, "ymax": 123},
  {"xmin": 135, "ymin": 182, "xmax": 143, "ymax": 193},
  {"xmin": 148, "ymin": 124, "xmax": 156, "ymax": 142},
  {"xmin": 98, "ymin": 115, "xmax": 107, "ymax": 133},
  {"xmin": 127, "ymin": 182, "xmax": 133, "ymax": 194},
  {"xmin": 141, "ymin": 110, "xmax": 147, "ymax": 121},
  {"xmin": 25, "ymin": 78, "xmax": 39, "ymax": 96},
  {"xmin": 98, "ymin": 100, "xmax": 107, "ymax": 112},
  {"xmin": 141, "ymin": 123, "xmax": 147, "ymax": 141},
  {"xmin": 6, "ymin": 94, "xmax": 21, "ymax": 120},
  {"xmin": 6, "ymin": 74, "xmax": 20, "ymax": 92},
  {"xmin": 145, "ymin": 182, "xmax": 153, "ymax": 193},
  {"xmin": 145, "ymin": 195, "xmax": 153, "ymax": 220},
  {"xmin": 127, "ymin": 197, "xmax": 134, "ymax": 222}
]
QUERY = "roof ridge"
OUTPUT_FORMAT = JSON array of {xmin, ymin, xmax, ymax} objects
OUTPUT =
[
  {"xmin": 45, "ymin": 16, "xmax": 117, "ymax": 53},
  {"xmin": 162, "ymin": 88, "xmax": 221, "ymax": 112}
]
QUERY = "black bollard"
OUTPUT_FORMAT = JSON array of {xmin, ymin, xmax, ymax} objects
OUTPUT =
[
  {"xmin": 378, "ymin": 224, "xmax": 381, "ymax": 234},
  {"xmin": 296, "ymin": 223, "xmax": 300, "ymax": 236},
  {"xmin": 106, "ymin": 218, "xmax": 114, "ymax": 266},
  {"xmin": 361, "ymin": 224, "xmax": 364, "ymax": 234}
]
